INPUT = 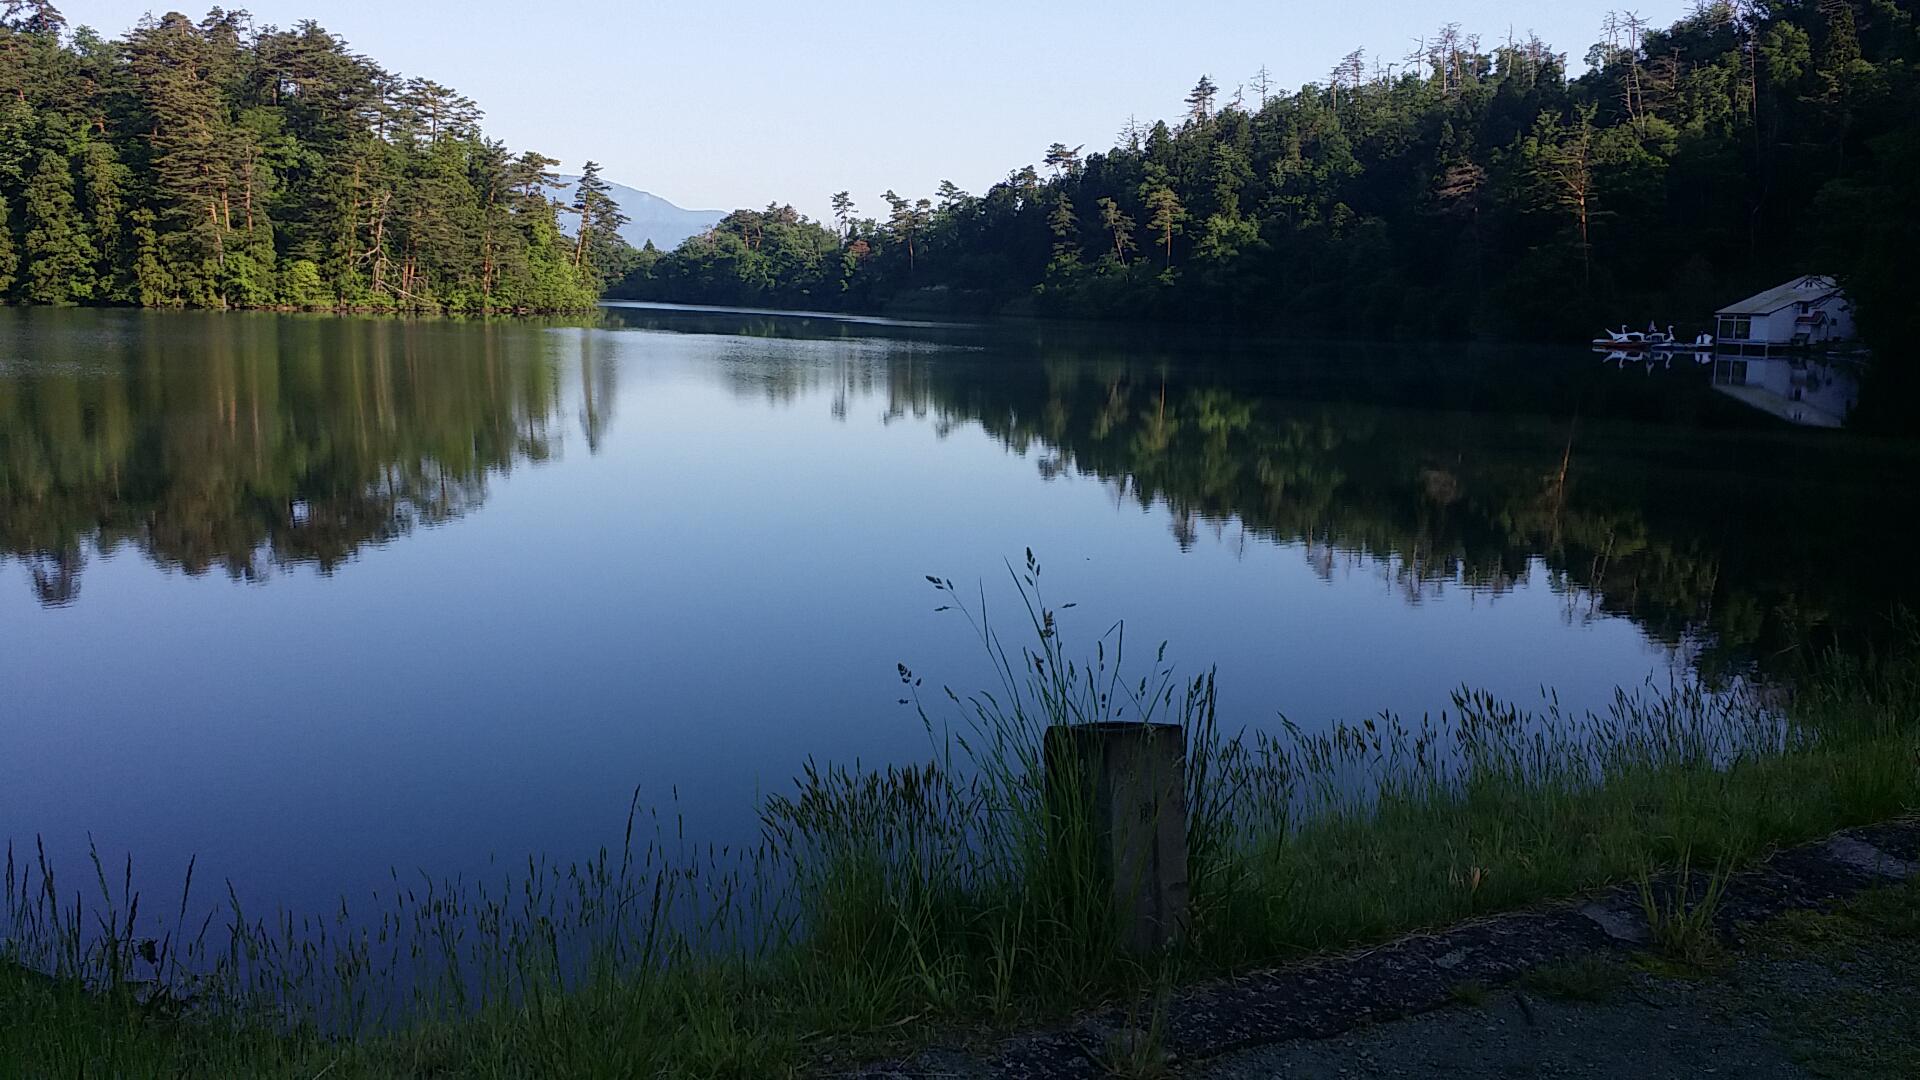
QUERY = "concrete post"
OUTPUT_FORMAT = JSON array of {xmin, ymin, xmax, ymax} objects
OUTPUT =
[{"xmin": 1043, "ymin": 721, "xmax": 1189, "ymax": 954}]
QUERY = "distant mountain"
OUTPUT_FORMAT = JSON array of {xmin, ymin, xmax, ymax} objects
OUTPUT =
[{"xmin": 555, "ymin": 176, "xmax": 724, "ymax": 251}]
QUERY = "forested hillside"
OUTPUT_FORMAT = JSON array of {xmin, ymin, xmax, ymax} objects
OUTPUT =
[
  {"xmin": 0, "ymin": 3, "xmax": 633, "ymax": 313},
  {"xmin": 614, "ymin": 1, "xmax": 1919, "ymax": 350}
]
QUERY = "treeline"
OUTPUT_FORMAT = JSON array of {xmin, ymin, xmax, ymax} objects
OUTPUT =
[
  {"xmin": 0, "ymin": 3, "xmax": 633, "ymax": 313},
  {"xmin": 613, "ymin": 1, "xmax": 1920, "ymax": 347}
]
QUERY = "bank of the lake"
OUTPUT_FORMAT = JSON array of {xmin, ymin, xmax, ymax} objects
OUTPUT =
[{"xmin": 6, "ymin": 598, "xmax": 1916, "ymax": 1078}]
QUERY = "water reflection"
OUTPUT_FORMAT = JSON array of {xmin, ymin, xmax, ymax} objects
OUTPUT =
[
  {"xmin": 5, "ymin": 306, "xmax": 1915, "ymax": 684},
  {"xmin": 594, "ymin": 307, "xmax": 1915, "ymax": 679},
  {"xmin": 7, "ymin": 305, "xmax": 1917, "ymax": 919},
  {"xmin": 1710, "ymin": 356, "xmax": 1860, "ymax": 428},
  {"xmin": 888, "ymin": 355, "xmax": 1913, "ymax": 678},
  {"xmin": 0, "ymin": 311, "xmax": 610, "ymax": 607}
]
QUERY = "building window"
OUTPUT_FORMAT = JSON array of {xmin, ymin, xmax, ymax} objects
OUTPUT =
[{"xmin": 1728, "ymin": 316, "xmax": 1752, "ymax": 340}]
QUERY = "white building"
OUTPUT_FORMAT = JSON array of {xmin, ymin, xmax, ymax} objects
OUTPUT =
[{"xmin": 1714, "ymin": 275, "xmax": 1855, "ymax": 354}]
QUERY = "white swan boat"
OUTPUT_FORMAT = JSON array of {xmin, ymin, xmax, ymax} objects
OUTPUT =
[{"xmin": 1591, "ymin": 326, "xmax": 1714, "ymax": 350}]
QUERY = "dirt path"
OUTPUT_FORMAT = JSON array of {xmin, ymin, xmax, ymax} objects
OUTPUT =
[
  {"xmin": 1190, "ymin": 857, "xmax": 1912, "ymax": 1076},
  {"xmin": 850, "ymin": 821, "xmax": 1919, "ymax": 1079},
  {"xmin": 1189, "ymin": 874, "xmax": 1919, "ymax": 1079},
  {"xmin": 1189, "ymin": 983, "xmax": 1807, "ymax": 1079}
]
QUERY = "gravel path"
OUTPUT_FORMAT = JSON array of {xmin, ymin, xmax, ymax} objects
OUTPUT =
[
  {"xmin": 849, "ymin": 821, "xmax": 1919, "ymax": 1079},
  {"xmin": 1186, "ymin": 877, "xmax": 1918, "ymax": 1080},
  {"xmin": 1186, "ymin": 974, "xmax": 1808, "ymax": 1079}
]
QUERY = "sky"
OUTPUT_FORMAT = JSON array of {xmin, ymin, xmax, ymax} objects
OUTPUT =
[{"xmin": 60, "ymin": 0, "xmax": 1694, "ymax": 221}]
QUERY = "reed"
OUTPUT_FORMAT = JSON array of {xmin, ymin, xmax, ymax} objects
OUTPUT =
[{"xmin": 5, "ymin": 557, "xmax": 1917, "ymax": 1077}]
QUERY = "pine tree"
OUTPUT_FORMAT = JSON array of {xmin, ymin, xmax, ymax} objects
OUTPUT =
[
  {"xmin": 1043, "ymin": 142, "xmax": 1083, "ymax": 178},
  {"xmin": 1141, "ymin": 182, "xmax": 1186, "ymax": 267},
  {"xmin": 0, "ymin": 191, "xmax": 17, "ymax": 296},
  {"xmin": 1526, "ymin": 106, "xmax": 1598, "ymax": 285},
  {"xmin": 128, "ymin": 209, "xmax": 175, "ymax": 307},
  {"xmin": 1096, "ymin": 197, "xmax": 1136, "ymax": 265},
  {"xmin": 1185, "ymin": 75, "xmax": 1219, "ymax": 125},
  {"xmin": 1048, "ymin": 192, "xmax": 1078, "ymax": 264},
  {"xmin": 883, "ymin": 190, "xmax": 919, "ymax": 270},
  {"xmin": 0, "ymin": 9, "xmax": 608, "ymax": 314},
  {"xmin": 22, "ymin": 150, "xmax": 97, "ymax": 305},
  {"xmin": 2, "ymin": 0, "xmax": 65, "ymax": 35},
  {"xmin": 569, "ymin": 160, "xmax": 628, "ymax": 287},
  {"xmin": 77, "ymin": 140, "xmax": 130, "ymax": 302},
  {"xmin": 830, "ymin": 191, "xmax": 854, "ymax": 241},
  {"xmin": 123, "ymin": 12, "xmax": 239, "ymax": 289}
]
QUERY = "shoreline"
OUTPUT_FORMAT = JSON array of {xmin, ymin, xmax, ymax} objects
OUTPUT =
[
  {"xmin": 849, "ymin": 817, "xmax": 1920, "ymax": 1077},
  {"xmin": 0, "ymin": 301, "xmax": 603, "ymax": 318},
  {"xmin": 5, "ymin": 599, "xmax": 1916, "ymax": 1076}
]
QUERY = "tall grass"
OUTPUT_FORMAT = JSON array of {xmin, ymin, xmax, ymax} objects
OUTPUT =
[{"xmin": 5, "ymin": 556, "xmax": 1917, "ymax": 1076}]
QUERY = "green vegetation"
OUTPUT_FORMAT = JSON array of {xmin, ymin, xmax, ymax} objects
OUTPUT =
[
  {"xmin": 1637, "ymin": 850, "xmax": 1734, "ymax": 965},
  {"xmin": 4, "ymin": 558, "xmax": 1917, "ymax": 1077},
  {"xmin": 612, "ymin": 3, "xmax": 1920, "ymax": 368},
  {"xmin": 0, "ymin": 4, "xmax": 629, "ymax": 313},
  {"xmin": 1446, "ymin": 979, "xmax": 1492, "ymax": 1007},
  {"xmin": 1517, "ymin": 955, "xmax": 1633, "ymax": 1002},
  {"xmin": 1735, "ymin": 876, "xmax": 1920, "ymax": 1078}
]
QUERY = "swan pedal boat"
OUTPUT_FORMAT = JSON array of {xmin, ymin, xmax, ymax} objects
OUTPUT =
[{"xmin": 1590, "ymin": 331, "xmax": 1714, "ymax": 350}]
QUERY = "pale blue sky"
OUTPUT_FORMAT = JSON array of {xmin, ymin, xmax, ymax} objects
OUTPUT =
[{"xmin": 63, "ymin": 1, "xmax": 1690, "ymax": 220}]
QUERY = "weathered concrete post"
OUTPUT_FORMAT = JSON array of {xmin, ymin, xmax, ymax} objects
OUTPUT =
[{"xmin": 1043, "ymin": 721, "xmax": 1189, "ymax": 954}]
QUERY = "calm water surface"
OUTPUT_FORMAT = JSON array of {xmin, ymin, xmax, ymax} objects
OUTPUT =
[{"xmin": 3, "ymin": 305, "xmax": 1913, "ymax": 914}]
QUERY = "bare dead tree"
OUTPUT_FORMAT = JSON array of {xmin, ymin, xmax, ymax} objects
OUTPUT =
[{"xmin": 1250, "ymin": 64, "xmax": 1274, "ymax": 106}]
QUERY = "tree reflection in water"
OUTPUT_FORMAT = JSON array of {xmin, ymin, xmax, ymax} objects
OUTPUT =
[
  {"xmin": 0, "ymin": 310, "xmax": 608, "ymax": 607},
  {"xmin": 7, "ymin": 308, "xmax": 1915, "ymax": 685}
]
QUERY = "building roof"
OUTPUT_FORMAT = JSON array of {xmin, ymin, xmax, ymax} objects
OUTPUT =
[{"xmin": 1717, "ymin": 275, "xmax": 1843, "ymax": 316}]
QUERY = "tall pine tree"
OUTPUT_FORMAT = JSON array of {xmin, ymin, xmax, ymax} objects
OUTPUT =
[
  {"xmin": 0, "ymin": 191, "xmax": 17, "ymax": 295},
  {"xmin": 22, "ymin": 150, "xmax": 95, "ymax": 304},
  {"xmin": 569, "ymin": 161, "xmax": 628, "ymax": 289}
]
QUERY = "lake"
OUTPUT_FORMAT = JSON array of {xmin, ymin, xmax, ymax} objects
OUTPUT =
[{"xmin": 3, "ymin": 304, "xmax": 1915, "ymax": 916}]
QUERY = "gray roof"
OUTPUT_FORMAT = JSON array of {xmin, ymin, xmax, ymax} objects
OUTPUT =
[{"xmin": 1717, "ymin": 275, "xmax": 1843, "ymax": 315}]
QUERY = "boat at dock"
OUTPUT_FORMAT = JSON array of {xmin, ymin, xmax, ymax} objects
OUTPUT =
[{"xmin": 1590, "ymin": 327, "xmax": 1714, "ymax": 350}]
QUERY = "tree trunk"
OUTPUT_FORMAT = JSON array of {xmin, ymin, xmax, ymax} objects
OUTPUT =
[{"xmin": 1577, "ymin": 196, "xmax": 1590, "ymax": 285}]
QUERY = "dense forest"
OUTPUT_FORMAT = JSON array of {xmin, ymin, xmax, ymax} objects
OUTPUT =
[
  {"xmin": 613, "ymin": 1, "xmax": 1920, "ymax": 355},
  {"xmin": 0, "ymin": 3, "xmax": 633, "ymax": 312}
]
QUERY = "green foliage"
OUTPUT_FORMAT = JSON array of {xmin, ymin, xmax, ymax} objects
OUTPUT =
[
  {"xmin": 1732, "ymin": 877, "xmax": 1920, "ymax": 1077},
  {"xmin": 75, "ymin": 140, "xmax": 128, "ymax": 301},
  {"xmin": 0, "ymin": 6, "xmax": 616, "ymax": 313},
  {"xmin": 278, "ymin": 258, "xmax": 326, "ymax": 308},
  {"xmin": 620, "ymin": 2, "xmax": 1920, "ymax": 348},
  {"xmin": 607, "ymin": 202, "xmax": 845, "ymax": 308},
  {"xmin": 21, "ymin": 150, "xmax": 93, "ymax": 305},
  {"xmin": 0, "ymin": 191, "xmax": 16, "ymax": 294},
  {"xmin": 1637, "ymin": 849, "xmax": 1734, "ymax": 966},
  {"xmin": 1818, "ymin": 124, "xmax": 1920, "ymax": 430},
  {"xmin": 1519, "ymin": 956, "xmax": 1632, "ymax": 1001},
  {"xmin": 569, "ymin": 160, "xmax": 631, "ymax": 290}
]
